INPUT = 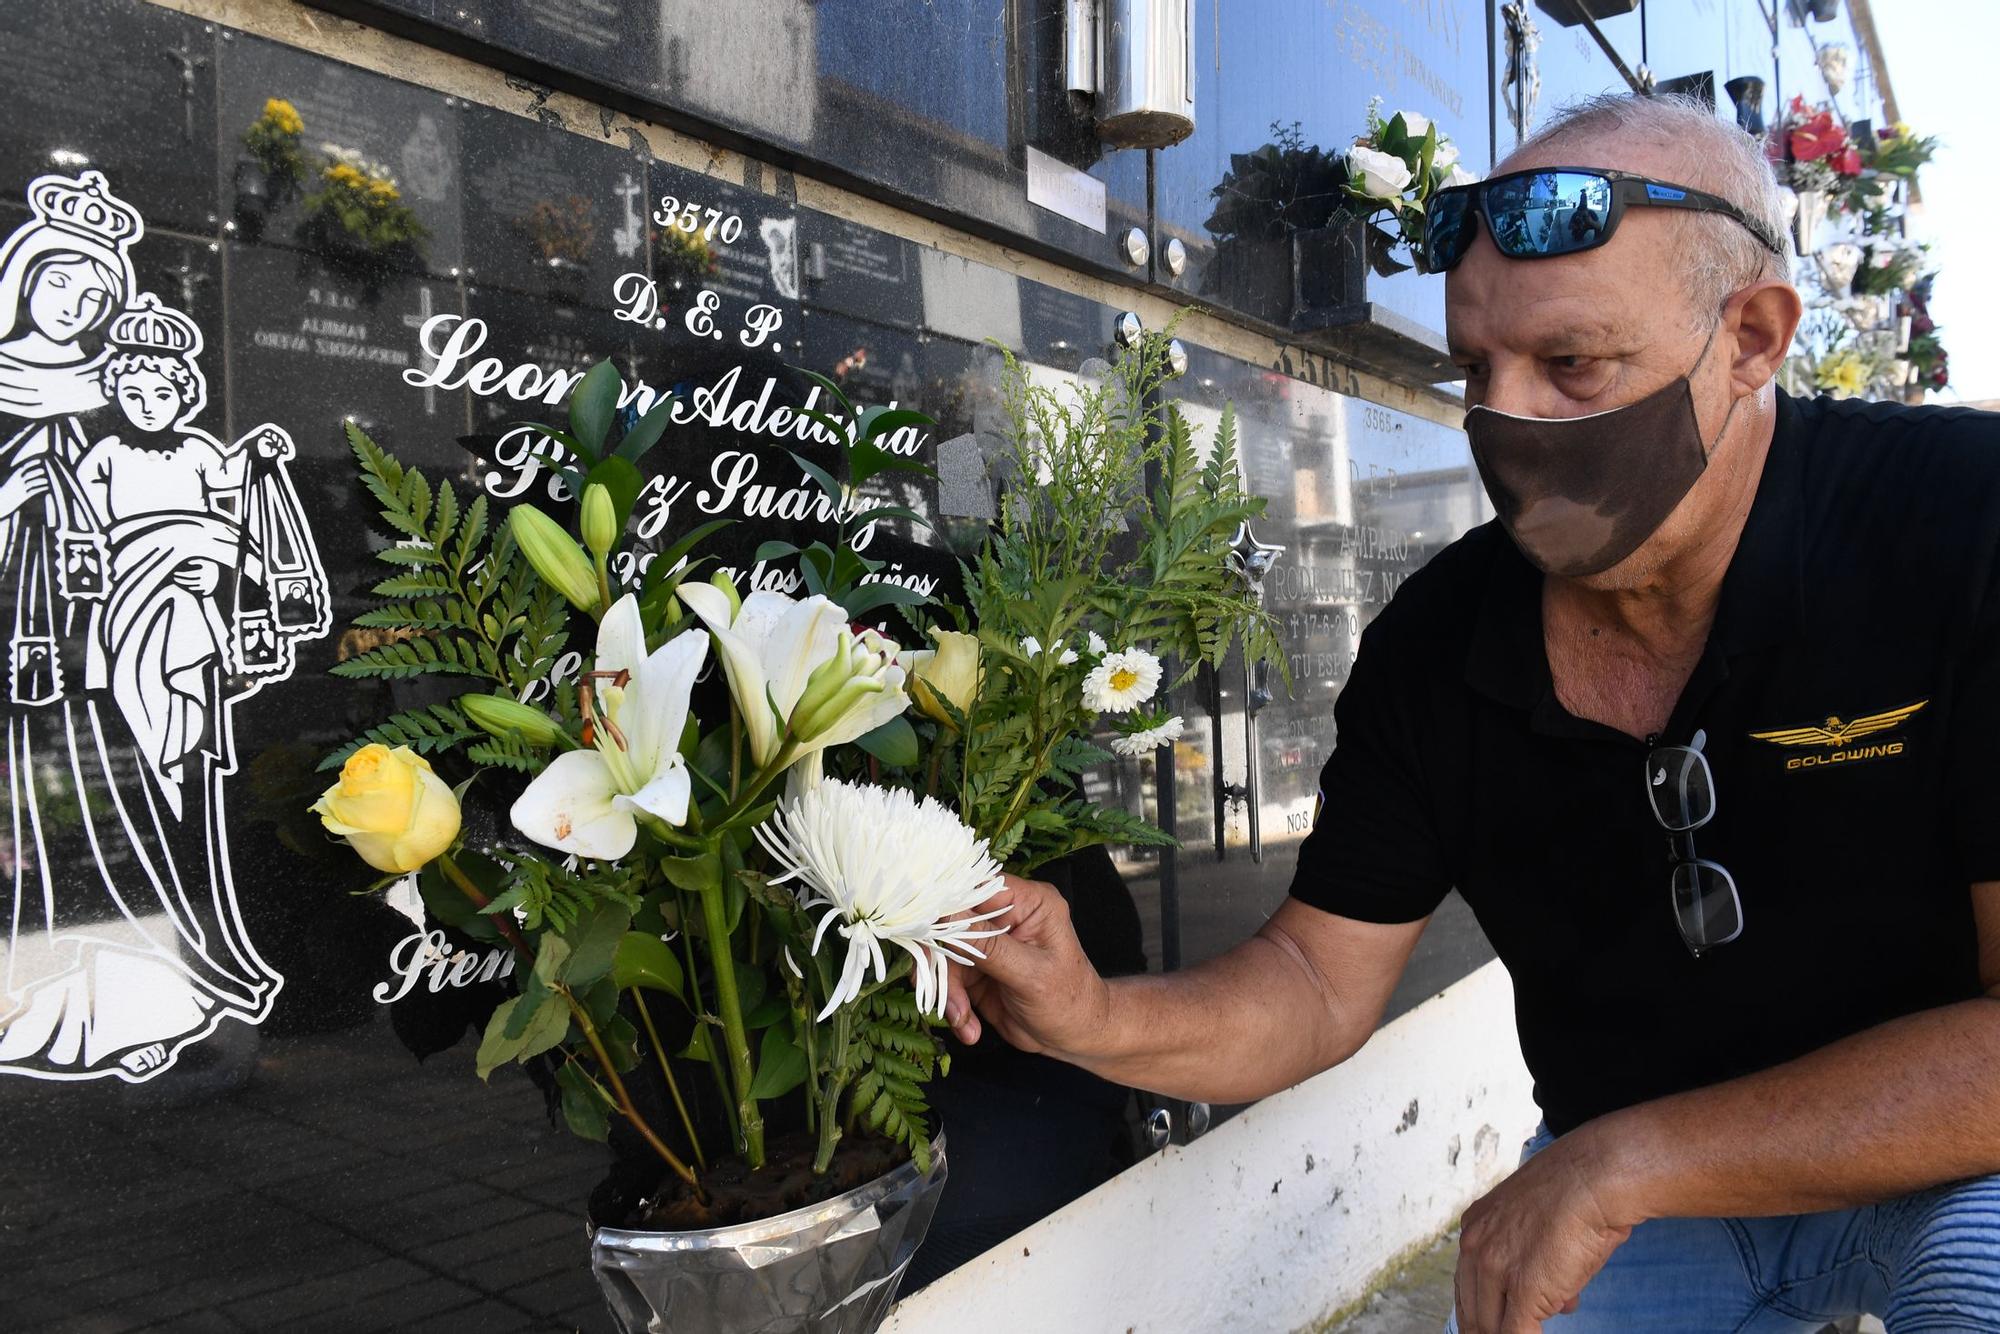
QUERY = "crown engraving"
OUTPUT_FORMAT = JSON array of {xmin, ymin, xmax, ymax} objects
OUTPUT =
[
  {"xmin": 28, "ymin": 170, "xmax": 143, "ymax": 251},
  {"xmin": 109, "ymin": 293, "xmax": 201, "ymax": 358}
]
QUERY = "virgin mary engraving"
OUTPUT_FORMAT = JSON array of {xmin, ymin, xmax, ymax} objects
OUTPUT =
[{"xmin": 0, "ymin": 170, "xmax": 328, "ymax": 1081}]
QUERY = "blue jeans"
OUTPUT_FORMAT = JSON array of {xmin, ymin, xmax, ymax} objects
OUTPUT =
[{"xmin": 1444, "ymin": 1126, "xmax": 2000, "ymax": 1332}]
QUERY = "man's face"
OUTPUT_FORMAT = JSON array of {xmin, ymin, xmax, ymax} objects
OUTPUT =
[{"xmin": 1446, "ymin": 140, "xmax": 1751, "ymax": 584}]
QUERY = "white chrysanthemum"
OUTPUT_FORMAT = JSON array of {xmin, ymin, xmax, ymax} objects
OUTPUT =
[
  {"xmin": 1082, "ymin": 648, "xmax": 1162, "ymax": 713},
  {"xmin": 755, "ymin": 779, "xmax": 1011, "ymax": 1021},
  {"xmin": 1110, "ymin": 715, "xmax": 1184, "ymax": 757}
]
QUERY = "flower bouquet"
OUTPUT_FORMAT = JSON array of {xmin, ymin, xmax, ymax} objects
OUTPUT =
[{"xmin": 312, "ymin": 332, "xmax": 1279, "ymax": 1331}]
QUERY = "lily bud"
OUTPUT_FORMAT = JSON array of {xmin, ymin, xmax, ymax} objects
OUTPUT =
[
  {"xmin": 708, "ymin": 569, "xmax": 742, "ymax": 619},
  {"xmin": 460, "ymin": 692, "xmax": 564, "ymax": 748},
  {"xmin": 510, "ymin": 504, "xmax": 601, "ymax": 612},
  {"xmin": 580, "ymin": 483, "xmax": 619, "ymax": 559}
]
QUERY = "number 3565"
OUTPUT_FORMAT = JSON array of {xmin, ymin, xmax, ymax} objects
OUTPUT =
[{"xmin": 652, "ymin": 195, "xmax": 743, "ymax": 244}]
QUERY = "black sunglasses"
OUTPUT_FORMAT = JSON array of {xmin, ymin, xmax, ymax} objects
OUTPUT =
[
  {"xmin": 1422, "ymin": 167, "xmax": 1789, "ymax": 274},
  {"xmin": 1644, "ymin": 729, "xmax": 1744, "ymax": 958}
]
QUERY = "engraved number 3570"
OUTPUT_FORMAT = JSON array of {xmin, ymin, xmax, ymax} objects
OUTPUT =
[{"xmin": 652, "ymin": 195, "xmax": 744, "ymax": 245}]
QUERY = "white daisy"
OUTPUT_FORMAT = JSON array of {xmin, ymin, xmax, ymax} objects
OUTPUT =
[
  {"xmin": 1082, "ymin": 648, "xmax": 1162, "ymax": 713},
  {"xmin": 1085, "ymin": 630, "xmax": 1107, "ymax": 655},
  {"xmin": 1110, "ymin": 715, "xmax": 1185, "ymax": 757},
  {"xmin": 1021, "ymin": 635, "xmax": 1079, "ymax": 665},
  {"xmin": 755, "ymin": 779, "xmax": 1011, "ymax": 1020}
]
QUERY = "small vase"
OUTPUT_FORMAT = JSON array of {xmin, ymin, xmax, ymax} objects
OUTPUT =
[{"xmin": 589, "ymin": 1135, "xmax": 948, "ymax": 1334}]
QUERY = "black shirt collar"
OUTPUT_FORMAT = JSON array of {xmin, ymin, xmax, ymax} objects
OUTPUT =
[{"xmin": 1464, "ymin": 390, "xmax": 1809, "ymax": 712}]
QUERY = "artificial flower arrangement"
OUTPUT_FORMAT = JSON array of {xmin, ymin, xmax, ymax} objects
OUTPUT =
[
  {"xmin": 1906, "ymin": 276, "xmax": 1948, "ymax": 393},
  {"xmin": 311, "ymin": 332, "xmax": 1279, "ymax": 1262},
  {"xmin": 518, "ymin": 195, "xmax": 599, "ymax": 270},
  {"xmin": 1205, "ymin": 103, "xmax": 1473, "ymax": 278},
  {"xmin": 1778, "ymin": 96, "xmax": 1864, "ymax": 203},
  {"xmin": 241, "ymin": 97, "xmax": 310, "ymax": 201},
  {"xmin": 1863, "ymin": 120, "xmax": 1939, "ymax": 180},
  {"xmin": 299, "ymin": 144, "xmax": 430, "ymax": 268}
]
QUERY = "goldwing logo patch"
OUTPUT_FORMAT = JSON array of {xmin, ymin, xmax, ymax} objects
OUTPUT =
[{"xmin": 1749, "ymin": 699, "xmax": 1928, "ymax": 771}]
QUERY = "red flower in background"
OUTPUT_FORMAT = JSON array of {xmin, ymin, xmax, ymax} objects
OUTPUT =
[
  {"xmin": 1789, "ymin": 109, "xmax": 1848, "ymax": 163},
  {"xmin": 1833, "ymin": 146, "xmax": 1863, "ymax": 176}
]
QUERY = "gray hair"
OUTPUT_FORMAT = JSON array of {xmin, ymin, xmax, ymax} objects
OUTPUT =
[{"xmin": 1504, "ymin": 93, "xmax": 1791, "ymax": 324}]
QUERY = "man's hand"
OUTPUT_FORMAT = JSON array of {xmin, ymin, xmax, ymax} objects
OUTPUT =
[
  {"xmin": 943, "ymin": 874, "xmax": 1111, "ymax": 1057},
  {"xmin": 1453, "ymin": 1127, "xmax": 1637, "ymax": 1333}
]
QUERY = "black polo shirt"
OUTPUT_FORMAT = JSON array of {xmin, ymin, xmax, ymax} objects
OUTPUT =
[{"xmin": 1291, "ymin": 391, "xmax": 1999, "ymax": 1135}]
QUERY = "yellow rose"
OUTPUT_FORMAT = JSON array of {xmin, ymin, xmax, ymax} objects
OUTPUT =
[
  {"xmin": 906, "ymin": 629, "xmax": 981, "ymax": 730},
  {"xmin": 312, "ymin": 744, "xmax": 461, "ymax": 874}
]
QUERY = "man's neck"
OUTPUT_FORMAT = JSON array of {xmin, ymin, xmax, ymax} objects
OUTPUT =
[{"xmin": 1551, "ymin": 400, "xmax": 1776, "ymax": 661}]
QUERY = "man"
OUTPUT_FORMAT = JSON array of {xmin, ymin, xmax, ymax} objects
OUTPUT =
[{"xmin": 945, "ymin": 94, "xmax": 2000, "ymax": 1332}]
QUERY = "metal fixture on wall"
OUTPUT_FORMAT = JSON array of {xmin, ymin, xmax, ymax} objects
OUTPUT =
[
  {"xmin": 1121, "ymin": 226, "xmax": 1150, "ymax": 266},
  {"xmin": 1502, "ymin": 3, "xmax": 1543, "ymax": 146},
  {"xmin": 1064, "ymin": 0, "xmax": 1196, "ymax": 149},
  {"xmin": 1114, "ymin": 309, "xmax": 1144, "ymax": 346},
  {"xmin": 1162, "ymin": 234, "xmax": 1187, "ymax": 276}
]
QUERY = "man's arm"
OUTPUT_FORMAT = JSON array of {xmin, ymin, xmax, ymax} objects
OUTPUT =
[
  {"xmin": 1595, "ymin": 879, "xmax": 2000, "ymax": 1217},
  {"xmin": 945, "ymin": 876, "xmax": 1428, "ymax": 1103},
  {"xmin": 1454, "ymin": 882, "xmax": 2000, "ymax": 1334}
]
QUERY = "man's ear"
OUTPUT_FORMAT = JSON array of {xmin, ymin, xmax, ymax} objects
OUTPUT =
[{"xmin": 1723, "ymin": 280, "xmax": 1804, "ymax": 395}]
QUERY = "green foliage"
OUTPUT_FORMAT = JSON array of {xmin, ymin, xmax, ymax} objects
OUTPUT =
[
  {"xmin": 841, "ymin": 988, "xmax": 942, "ymax": 1174},
  {"xmin": 325, "ymin": 423, "xmax": 569, "ymax": 773},
  {"xmin": 482, "ymin": 847, "xmax": 646, "ymax": 935},
  {"xmin": 947, "ymin": 328, "xmax": 1284, "ymax": 871}
]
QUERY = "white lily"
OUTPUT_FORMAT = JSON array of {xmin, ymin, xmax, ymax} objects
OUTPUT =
[
  {"xmin": 509, "ymin": 594, "xmax": 706, "ymax": 860},
  {"xmin": 678, "ymin": 581, "xmax": 909, "ymax": 769}
]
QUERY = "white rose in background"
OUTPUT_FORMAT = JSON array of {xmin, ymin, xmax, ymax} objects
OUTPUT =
[
  {"xmin": 1346, "ymin": 144, "xmax": 1414, "ymax": 202},
  {"xmin": 1432, "ymin": 142, "xmax": 1461, "ymax": 172},
  {"xmin": 510, "ymin": 595, "xmax": 706, "ymax": 860},
  {"xmin": 1444, "ymin": 163, "xmax": 1479, "ymax": 189},
  {"xmin": 1394, "ymin": 109, "xmax": 1432, "ymax": 138},
  {"xmin": 756, "ymin": 778, "xmax": 1011, "ymax": 1020}
]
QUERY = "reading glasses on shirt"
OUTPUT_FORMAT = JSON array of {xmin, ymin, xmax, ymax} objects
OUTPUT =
[{"xmin": 1646, "ymin": 729, "xmax": 1744, "ymax": 957}]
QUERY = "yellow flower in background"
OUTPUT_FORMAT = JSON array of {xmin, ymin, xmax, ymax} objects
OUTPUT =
[
  {"xmin": 366, "ymin": 177, "xmax": 401, "ymax": 204},
  {"xmin": 263, "ymin": 98, "xmax": 303, "ymax": 136},
  {"xmin": 312, "ymin": 744, "xmax": 462, "ymax": 874},
  {"xmin": 326, "ymin": 162, "xmax": 366, "ymax": 188},
  {"xmin": 1816, "ymin": 349, "xmax": 1869, "ymax": 399}
]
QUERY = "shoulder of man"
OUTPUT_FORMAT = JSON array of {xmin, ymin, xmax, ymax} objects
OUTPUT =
[
  {"xmin": 1355, "ymin": 520, "xmax": 1510, "ymax": 658},
  {"xmin": 1793, "ymin": 391, "xmax": 2000, "ymax": 483}
]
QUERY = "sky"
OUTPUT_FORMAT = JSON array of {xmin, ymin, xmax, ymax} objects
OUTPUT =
[{"xmin": 1871, "ymin": 0, "xmax": 2000, "ymax": 402}]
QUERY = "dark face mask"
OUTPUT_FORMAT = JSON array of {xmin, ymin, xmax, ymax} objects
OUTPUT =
[{"xmin": 1464, "ymin": 328, "xmax": 1736, "ymax": 578}]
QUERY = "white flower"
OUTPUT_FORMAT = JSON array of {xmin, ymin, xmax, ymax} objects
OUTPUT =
[
  {"xmin": 1110, "ymin": 716, "xmax": 1185, "ymax": 757},
  {"xmin": 1021, "ymin": 635, "xmax": 1078, "ymax": 666},
  {"xmin": 1085, "ymin": 630, "xmax": 1107, "ymax": 655},
  {"xmin": 1347, "ymin": 144, "xmax": 1414, "ymax": 201},
  {"xmin": 1432, "ymin": 142, "xmax": 1460, "ymax": 172},
  {"xmin": 679, "ymin": 581, "xmax": 908, "ymax": 768},
  {"xmin": 510, "ymin": 595, "xmax": 706, "ymax": 860},
  {"xmin": 1444, "ymin": 164, "xmax": 1479, "ymax": 190},
  {"xmin": 755, "ymin": 779, "xmax": 1011, "ymax": 1021},
  {"xmin": 1082, "ymin": 648, "xmax": 1162, "ymax": 713},
  {"xmin": 1394, "ymin": 109, "xmax": 1432, "ymax": 138}
]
